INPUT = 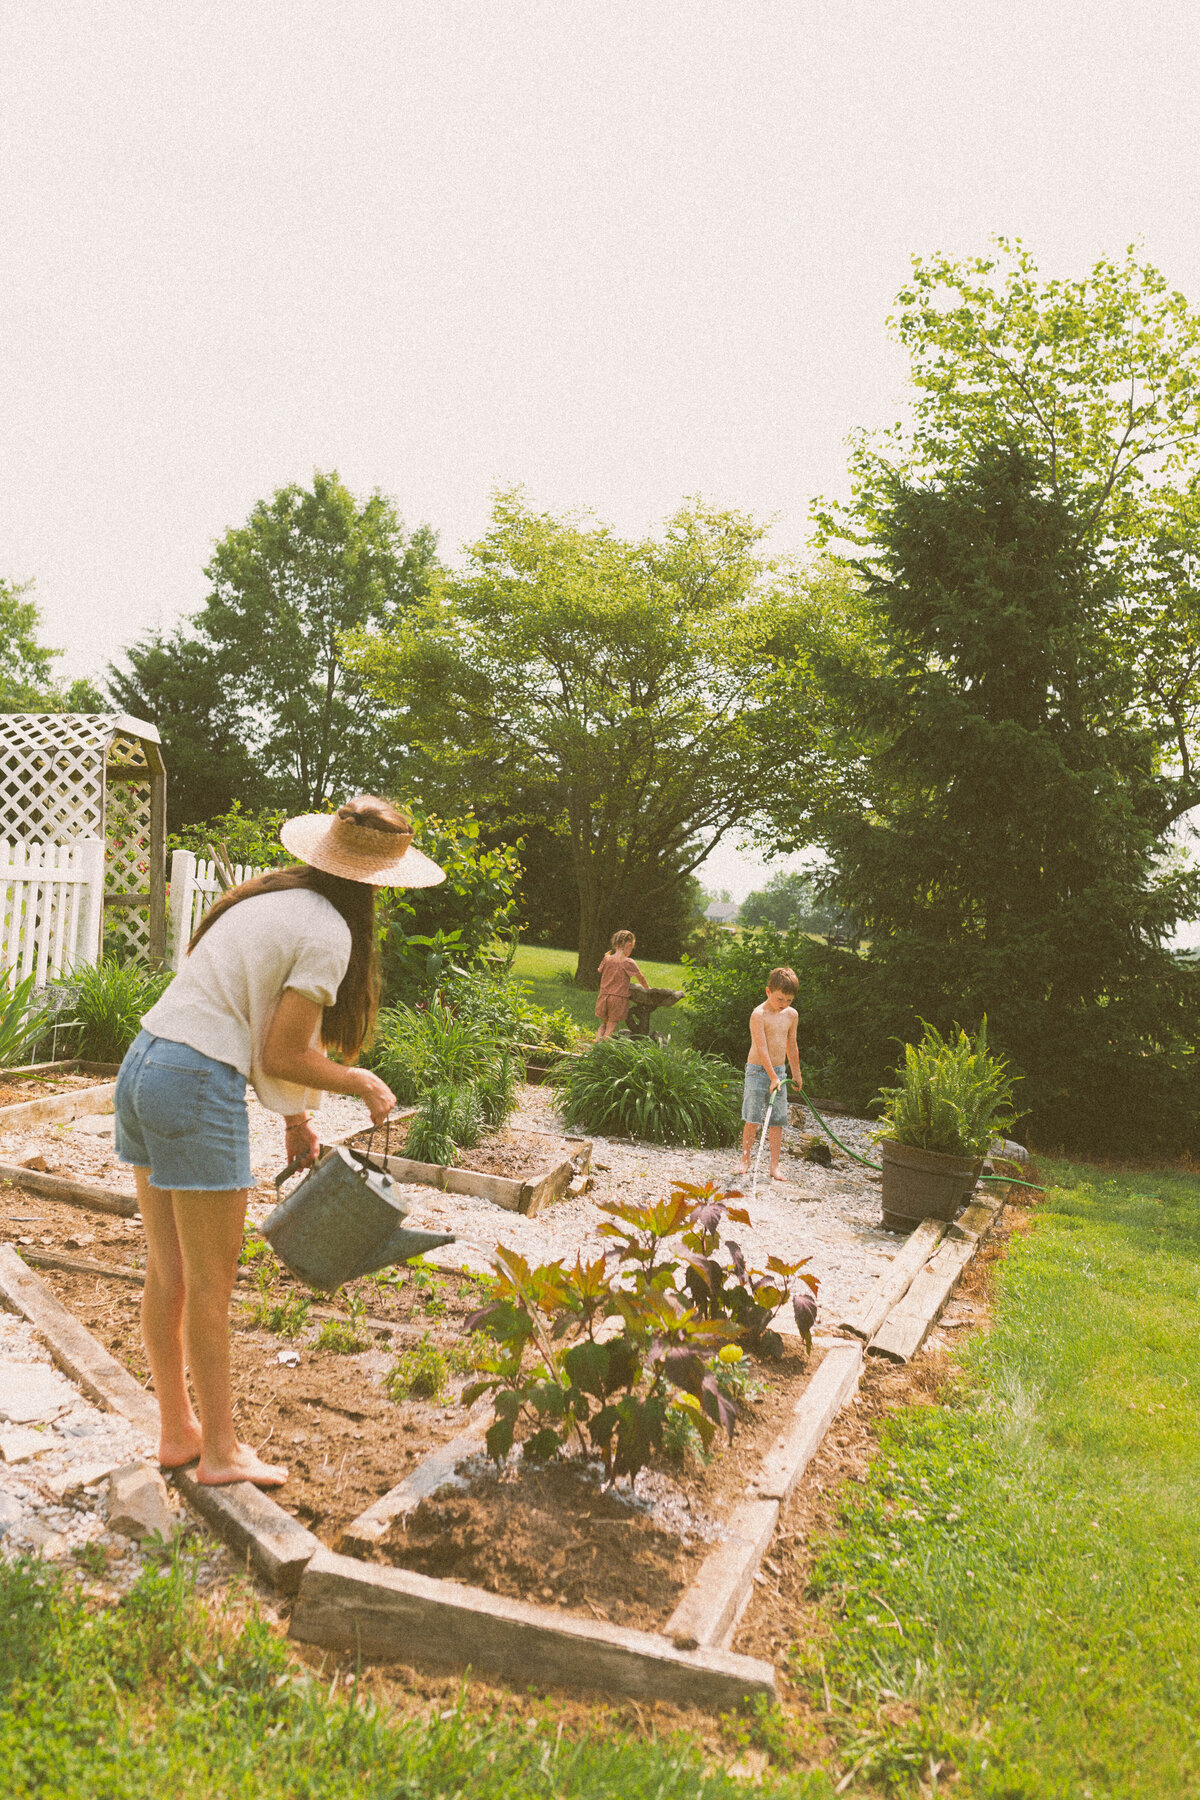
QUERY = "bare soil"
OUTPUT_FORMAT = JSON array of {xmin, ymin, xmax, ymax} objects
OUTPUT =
[
  {"xmin": 372, "ymin": 1459, "xmax": 701, "ymax": 1632},
  {"xmin": 344, "ymin": 1121, "xmax": 578, "ymax": 1180},
  {"xmin": 363, "ymin": 1344, "xmax": 825, "ymax": 1631},
  {"xmin": 0, "ymin": 1073, "xmax": 109, "ymax": 1110}
]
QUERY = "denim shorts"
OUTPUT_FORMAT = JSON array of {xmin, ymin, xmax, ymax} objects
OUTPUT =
[
  {"xmin": 742, "ymin": 1062, "xmax": 788, "ymax": 1127},
  {"xmin": 114, "ymin": 1031, "xmax": 253, "ymax": 1192}
]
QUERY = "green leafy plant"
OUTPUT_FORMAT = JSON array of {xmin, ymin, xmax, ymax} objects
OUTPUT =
[
  {"xmin": 62, "ymin": 959, "xmax": 173, "ymax": 1063},
  {"xmin": 875, "ymin": 1016, "xmax": 1019, "ymax": 1159},
  {"xmin": 406, "ymin": 1084, "xmax": 483, "ymax": 1166},
  {"xmin": 0, "ymin": 969, "xmax": 54, "ymax": 1068},
  {"xmin": 244, "ymin": 1268, "xmax": 311, "ymax": 1338},
  {"xmin": 316, "ymin": 1294, "xmax": 371, "ymax": 1354},
  {"xmin": 384, "ymin": 1332, "xmax": 481, "ymax": 1402},
  {"xmin": 553, "ymin": 1036, "xmax": 739, "ymax": 1147},
  {"xmin": 370, "ymin": 1000, "xmax": 523, "ymax": 1157},
  {"xmin": 70, "ymin": 1540, "xmax": 109, "ymax": 1578},
  {"xmin": 463, "ymin": 1180, "xmax": 820, "ymax": 1483}
]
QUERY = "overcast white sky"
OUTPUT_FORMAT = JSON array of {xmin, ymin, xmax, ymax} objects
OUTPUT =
[{"xmin": 3, "ymin": 1, "xmax": 1199, "ymax": 897}]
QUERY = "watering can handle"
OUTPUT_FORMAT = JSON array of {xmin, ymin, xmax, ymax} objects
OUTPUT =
[{"xmin": 274, "ymin": 1157, "xmax": 310, "ymax": 1193}]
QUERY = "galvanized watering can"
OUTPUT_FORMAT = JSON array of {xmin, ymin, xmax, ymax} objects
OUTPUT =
[{"xmin": 262, "ymin": 1145, "xmax": 455, "ymax": 1292}]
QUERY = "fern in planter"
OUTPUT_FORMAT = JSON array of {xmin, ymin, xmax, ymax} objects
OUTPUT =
[
  {"xmin": 554, "ymin": 1036, "xmax": 739, "ymax": 1147},
  {"xmin": 874, "ymin": 1018, "xmax": 1018, "ymax": 1159}
]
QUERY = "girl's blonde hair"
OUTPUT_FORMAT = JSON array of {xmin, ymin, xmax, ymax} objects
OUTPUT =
[{"xmin": 609, "ymin": 929, "xmax": 635, "ymax": 954}]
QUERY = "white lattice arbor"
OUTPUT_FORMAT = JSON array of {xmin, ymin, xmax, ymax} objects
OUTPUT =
[{"xmin": 0, "ymin": 714, "xmax": 167, "ymax": 967}]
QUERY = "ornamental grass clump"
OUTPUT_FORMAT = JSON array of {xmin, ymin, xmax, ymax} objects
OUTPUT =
[
  {"xmin": 554, "ymin": 1036, "xmax": 739, "ymax": 1147},
  {"xmin": 64, "ymin": 959, "xmax": 173, "ymax": 1063},
  {"xmin": 370, "ymin": 1001, "xmax": 522, "ymax": 1161},
  {"xmin": 0, "ymin": 970, "xmax": 54, "ymax": 1068},
  {"xmin": 875, "ymin": 1016, "xmax": 1019, "ymax": 1160}
]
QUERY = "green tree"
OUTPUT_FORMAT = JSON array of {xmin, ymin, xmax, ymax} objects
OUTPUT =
[
  {"xmin": 815, "ymin": 444, "xmax": 1200, "ymax": 1153},
  {"xmin": 0, "ymin": 578, "xmax": 106, "ymax": 713},
  {"xmin": 348, "ymin": 492, "xmax": 840, "ymax": 986},
  {"xmin": 738, "ymin": 870, "xmax": 836, "ymax": 934},
  {"xmin": 0, "ymin": 579, "xmax": 56, "ymax": 709},
  {"xmin": 106, "ymin": 629, "xmax": 262, "ymax": 830},
  {"xmin": 199, "ymin": 470, "xmax": 440, "ymax": 810},
  {"xmin": 817, "ymin": 241, "xmax": 1200, "ymax": 838}
]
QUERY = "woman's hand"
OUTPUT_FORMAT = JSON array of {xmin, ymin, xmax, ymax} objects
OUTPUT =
[
  {"xmin": 351, "ymin": 1068, "xmax": 397, "ymax": 1126},
  {"xmin": 283, "ymin": 1115, "xmax": 321, "ymax": 1169}
]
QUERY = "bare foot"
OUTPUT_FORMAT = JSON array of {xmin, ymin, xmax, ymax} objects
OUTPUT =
[
  {"xmin": 771, "ymin": 1170, "xmax": 791, "ymax": 1184},
  {"xmin": 159, "ymin": 1423, "xmax": 203, "ymax": 1471},
  {"xmin": 196, "ymin": 1446, "xmax": 288, "ymax": 1489}
]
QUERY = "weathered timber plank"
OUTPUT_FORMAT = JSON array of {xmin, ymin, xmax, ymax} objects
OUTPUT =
[
  {"xmin": 520, "ymin": 1157, "xmax": 576, "ymax": 1218},
  {"xmin": 290, "ymin": 1548, "xmax": 776, "ymax": 1709},
  {"xmin": 662, "ymin": 1499, "xmax": 780, "ymax": 1652},
  {"xmin": 0, "ymin": 1244, "xmax": 159, "ymax": 1435},
  {"xmin": 341, "ymin": 1413, "xmax": 490, "ymax": 1550},
  {"xmin": 0, "ymin": 1081, "xmax": 117, "ymax": 1131},
  {"xmin": 358, "ymin": 1149, "xmax": 527, "ymax": 1211},
  {"xmin": 662, "ymin": 1346, "xmax": 864, "ymax": 1653},
  {"xmin": 21, "ymin": 1250, "xmax": 147, "ymax": 1285},
  {"xmin": 746, "ymin": 1342, "xmax": 863, "ymax": 1505},
  {"xmin": 868, "ymin": 1204, "xmax": 1002, "ymax": 1364},
  {"xmin": 835, "ymin": 1216, "xmax": 946, "ymax": 1341},
  {"xmin": 946, "ymin": 1195, "xmax": 1002, "ymax": 1242},
  {"xmin": 0, "ymin": 1246, "xmax": 319, "ymax": 1592},
  {"xmin": 0, "ymin": 1061, "xmax": 121, "ymax": 1079},
  {"xmin": 0, "ymin": 1165, "xmax": 138, "ymax": 1217},
  {"xmin": 174, "ymin": 1469, "xmax": 320, "ymax": 1594}
]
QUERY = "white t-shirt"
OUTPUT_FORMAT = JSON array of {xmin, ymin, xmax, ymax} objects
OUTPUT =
[{"xmin": 141, "ymin": 888, "xmax": 353, "ymax": 1116}]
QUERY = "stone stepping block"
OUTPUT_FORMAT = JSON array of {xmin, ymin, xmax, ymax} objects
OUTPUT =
[{"xmin": 0, "ymin": 1362, "xmax": 78, "ymax": 1424}]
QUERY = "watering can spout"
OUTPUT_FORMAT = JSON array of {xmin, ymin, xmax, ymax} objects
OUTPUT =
[{"xmin": 351, "ymin": 1225, "xmax": 457, "ymax": 1280}]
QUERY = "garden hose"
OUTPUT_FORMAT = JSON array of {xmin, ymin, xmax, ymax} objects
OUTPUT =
[{"xmin": 798, "ymin": 1081, "xmax": 1046, "ymax": 1191}]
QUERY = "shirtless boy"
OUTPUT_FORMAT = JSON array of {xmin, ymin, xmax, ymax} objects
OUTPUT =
[{"xmin": 739, "ymin": 966, "xmax": 802, "ymax": 1184}]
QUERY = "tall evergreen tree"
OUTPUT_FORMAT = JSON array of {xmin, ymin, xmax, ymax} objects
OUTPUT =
[{"xmin": 818, "ymin": 445, "xmax": 1200, "ymax": 1152}]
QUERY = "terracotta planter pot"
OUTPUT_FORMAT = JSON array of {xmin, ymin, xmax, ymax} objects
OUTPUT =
[{"xmin": 879, "ymin": 1138, "xmax": 982, "ymax": 1232}]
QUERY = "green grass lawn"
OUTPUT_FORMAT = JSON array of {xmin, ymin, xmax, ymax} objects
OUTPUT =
[
  {"xmin": 510, "ymin": 943, "xmax": 692, "ymax": 1042},
  {"xmin": 795, "ymin": 1158, "xmax": 1200, "ymax": 1796},
  {"xmin": 0, "ymin": 1549, "xmax": 831, "ymax": 1800}
]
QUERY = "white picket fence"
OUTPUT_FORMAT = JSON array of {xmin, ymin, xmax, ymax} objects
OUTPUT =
[
  {"xmin": 168, "ymin": 850, "xmax": 269, "ymax": 970},
  {"xmin": 0, "ymin": 837, "xmax": 106, "ymax": 987}
]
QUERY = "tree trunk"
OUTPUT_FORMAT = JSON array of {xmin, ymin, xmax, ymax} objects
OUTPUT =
[{"xmin": 574, "ymin": 904, "xmax": 617, "ymax": 990}]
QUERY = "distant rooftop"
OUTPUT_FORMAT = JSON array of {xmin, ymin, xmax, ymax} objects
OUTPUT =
[{"xmin": 704, "ymin": 900, "xmax": 741, "ymax": 923}]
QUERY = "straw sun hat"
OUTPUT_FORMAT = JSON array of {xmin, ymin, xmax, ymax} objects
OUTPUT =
[{"xmin": 280, "ymin": 802, "xmax": 446, "ymax": 888}]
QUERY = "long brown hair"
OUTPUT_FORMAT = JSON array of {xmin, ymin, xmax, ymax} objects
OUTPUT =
[{"xmin": 188, "ymin": 797, "xmax": 408, "ymax": 1060}]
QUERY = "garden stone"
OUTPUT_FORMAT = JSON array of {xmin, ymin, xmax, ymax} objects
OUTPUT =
[
  {"xmin": 106, "ymin": 1461, "xmax": 176, "ymax": 1540},
  {"xmin": 0, "ymin": 1363, "xmax": 76, "ymax": 1423},
  {"xmin": 20, "ymin": 1519, "xmax": 70, "ymax": 1559},
  {"xmin": 0, "ymin": 1425, "xmax": 55, "ymax": 1462},
  {"xmin": 0, "ymin": 1491, "xmax": 21, "ymax": 1535},
  {"xmin": 48, "ymin": 1460, "xmax": 123, "ymax": 1501}
]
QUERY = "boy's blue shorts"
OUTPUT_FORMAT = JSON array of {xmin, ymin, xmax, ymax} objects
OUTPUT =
[{"xmin": 742, "ymin": 1062, "xmax": 788, "ymax": 1127}]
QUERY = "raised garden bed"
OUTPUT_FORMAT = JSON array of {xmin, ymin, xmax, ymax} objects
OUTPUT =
[
  {"xmin": 350, "ymin": 1342, "xmax": 824, "ymax": 1633},
  {"xmin": 0, "ymin": 1071, "xmax": 118, "ymax": 1127},
  {"xmin": 337, "ymin": 1122, "xmax": 591, "ymax": 1216},
  {"xmin": 0, "ymin": 1136, "xmax": 1018, "ymax": 1709}
]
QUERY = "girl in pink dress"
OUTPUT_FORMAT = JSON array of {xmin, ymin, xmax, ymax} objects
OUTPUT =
[{"xmin": 594, "ymin": 929, "xmax": 650, "ymax": 1038}]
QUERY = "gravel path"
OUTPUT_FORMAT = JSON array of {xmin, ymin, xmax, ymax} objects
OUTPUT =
[
  {"xmin": 0, "ymin": 1307, "xmax": 242, "ymax": 1594},
  {"xmin": 2, "ymin": 1078, "xmax": 897, "ymax": 1328},
  {"xmin": 381, "ymin": 1088, "xmax": 897, "ymax": 1327}
]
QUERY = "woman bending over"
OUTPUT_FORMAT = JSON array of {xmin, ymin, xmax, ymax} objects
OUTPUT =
[{"xmin": 113, "ymin": 796, "xmax": 444, "ymax": 1488}]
